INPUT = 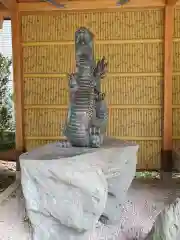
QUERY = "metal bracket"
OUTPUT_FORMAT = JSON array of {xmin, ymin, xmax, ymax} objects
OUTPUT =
[
  {"xmin": 116, "ymin": 0, "xmax": 129, "ymax": 6},
  {"xmin": 43, "ymin": 0, "xmax": 65, "ymax": 8}
]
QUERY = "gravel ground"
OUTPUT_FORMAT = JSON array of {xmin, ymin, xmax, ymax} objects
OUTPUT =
[
  {"xmin": 0, "ymin": 178, "xmax": 180, "ymax": 240},
  {"xmin": 0, "ymin": 161, "xmax": 16, "ymax": 193}
]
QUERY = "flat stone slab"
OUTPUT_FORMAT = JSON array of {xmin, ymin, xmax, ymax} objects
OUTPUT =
[{"xmin": 20, "ymin": 138, "xmax": 138, "ymax": 179}]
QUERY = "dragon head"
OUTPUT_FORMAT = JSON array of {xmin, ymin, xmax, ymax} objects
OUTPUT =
[{"xmin": 75, "ymin": 27, "xmax": 94, "ymax": 45}]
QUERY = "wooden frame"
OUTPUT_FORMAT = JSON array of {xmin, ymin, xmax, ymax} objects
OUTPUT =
[
  {"xmin": 0, "ymin": 3, "xmax": 10, "ymax": 18},
  {"xmin": 10, "ymin": 1, "xmax": 24, "ymax": 152},
  {"xmin": 18, "ymin": 0, "xmax": 166, "ymax": 11},
  {"xmin": 0, "ymin": 0, "xmax": 178, "ymax": 173},
  {"xmin": 161, "ymin": 4, "xmax": 174, "ymax": 176},
  {"xmin": 0, "ymin": 0, "xmax": 13, "ymax": 10},
  {"xmin": 167, "ymin": 0, "xmax": 178, "ymax": 5}
]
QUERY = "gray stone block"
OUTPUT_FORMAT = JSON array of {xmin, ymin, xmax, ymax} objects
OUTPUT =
[
  {"xmin": 20, "ymin": 138, "xmax": 138, "ymax": 240},
  {"xmin": 146, "ymin": 198, "xmax": 180, "ymax": 240}
]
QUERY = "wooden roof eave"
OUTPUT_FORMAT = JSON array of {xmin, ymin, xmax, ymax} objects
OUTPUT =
[
  {"xmin": 166, "ymin": 0, "xmax": 178, "ymax": 5},
  {"xmin": 0, "ymin": 0, "xmax": 178, "ymax": 13},
  {"xmin": 18, "ymin": 0, "xmax": 166, "ymax": 11},
  {"xmin": 16, "ymin": 0, "xmax": 180, "ymax": 12}
]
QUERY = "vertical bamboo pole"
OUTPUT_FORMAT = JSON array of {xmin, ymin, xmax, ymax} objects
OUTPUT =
[
  {"xmin": 161, "ymin": 4, "xmax": 174, "ymax": 179},
  {"xmin": 10, "ymin": 2, "xmax": 24, "ymax": 171}
]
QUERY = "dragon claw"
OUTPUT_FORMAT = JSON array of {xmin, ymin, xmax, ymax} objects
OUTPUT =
[{"xmin": 94, "ymin": 56, "xmax": 108, "ymax": 79}]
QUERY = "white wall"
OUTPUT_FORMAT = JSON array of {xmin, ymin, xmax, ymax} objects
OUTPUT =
[{"xmin": 0, "ymin": 20, "xmax": 13, "ymax": 90}]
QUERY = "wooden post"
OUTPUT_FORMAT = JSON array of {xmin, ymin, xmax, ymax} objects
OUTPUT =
[
  {"xmin": 10, "ymin": 2, "xmax": 24, "ymax": 171},
  {"xmin": 0, "ymin": 15, "xmax": 3, "ymax": 29},
  {"xmin": 161, "ymin": 4, "xmax": 174, "ymax": 180}
]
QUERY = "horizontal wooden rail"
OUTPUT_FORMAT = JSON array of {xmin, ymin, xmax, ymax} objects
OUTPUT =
[
  {"xmin": 23, "ymin": 72, "xmax": 163, "ymax": 78},
  {"xmin": 24, "ymin": 104, "xmax": 162, "ymax": 109},
  {"xmin": 25, "ymin": 136, "xmax": 162, "ymax": 141},
  {"xmin": 22, "ymin": 39, "xmax": 163, "ymax": 46}
]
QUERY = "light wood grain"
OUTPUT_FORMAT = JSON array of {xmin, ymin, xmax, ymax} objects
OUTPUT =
[
  {"xmin": 163, "ymin": 5, "xmax": 174, "ymax": 151},
  {"xmin": 18, "ymin": 0, "xmax": 165, "ymax": 12},
  {"xmin": 11, "ymin": 2, "xmax": 25, "ymax": 151}
]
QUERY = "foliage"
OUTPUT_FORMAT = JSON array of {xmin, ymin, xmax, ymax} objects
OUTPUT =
[
  {"xmin": 0, "ymin": 53, "xmax": 14, "ymax": 144},
  {"xmin": 135, "ymin": 171, "xmax": 159, "ymax": 179}
]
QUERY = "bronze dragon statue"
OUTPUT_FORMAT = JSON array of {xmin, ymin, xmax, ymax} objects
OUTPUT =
[{"xmin": 64, "ymin": 27, "xmax": 108, "ymax": 148}]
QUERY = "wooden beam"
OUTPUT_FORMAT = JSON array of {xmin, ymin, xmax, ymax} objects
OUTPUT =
[
  {"xmin": 17, "ymin": 0, "xmax": 39, "ymax": 2},
  {"xmin": 0, "ymin": 15, "xmax": 3, "ymax": 29},
  {"xmin": 11, "ymin": 1, "xmax": 25, "ymax": 152},
  {"xmin": 166, "ymin": 0, "xmax": 178, "ymax": 5},
  {"xmin": 18, "ymin": 0, "xmax": 165, "ymax": 11},
  {"xmin": 0, "ymin": 3, "xmax": 10, "ymax": 18},
  {"xmin": 161, "ymin": 5, "xmax": 174, "ymax": 175},
  {"xmin": 0, "ymin": 3, "xmax": 8, "ymax": 10},
  {"xmin": 0, "ymin": 0, "xmax": 14, "ymax": 10},
  {"xmin": 176, "ymin": 0, "xmax": 180, "ymax": 5}
]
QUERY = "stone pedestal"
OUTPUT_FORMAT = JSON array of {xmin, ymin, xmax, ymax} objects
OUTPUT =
[{"xmin": 20, "ymin": 138, "xmax": 138, "ymax": 240}]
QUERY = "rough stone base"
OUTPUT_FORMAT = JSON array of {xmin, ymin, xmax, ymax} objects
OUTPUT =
[
  {"xmin": 146, "ymin": 198, "xmax": 180, "ymax": 240},
  {"xmin": 20, "ymin": 138, "xmax": 138, "ymax": 240}
]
